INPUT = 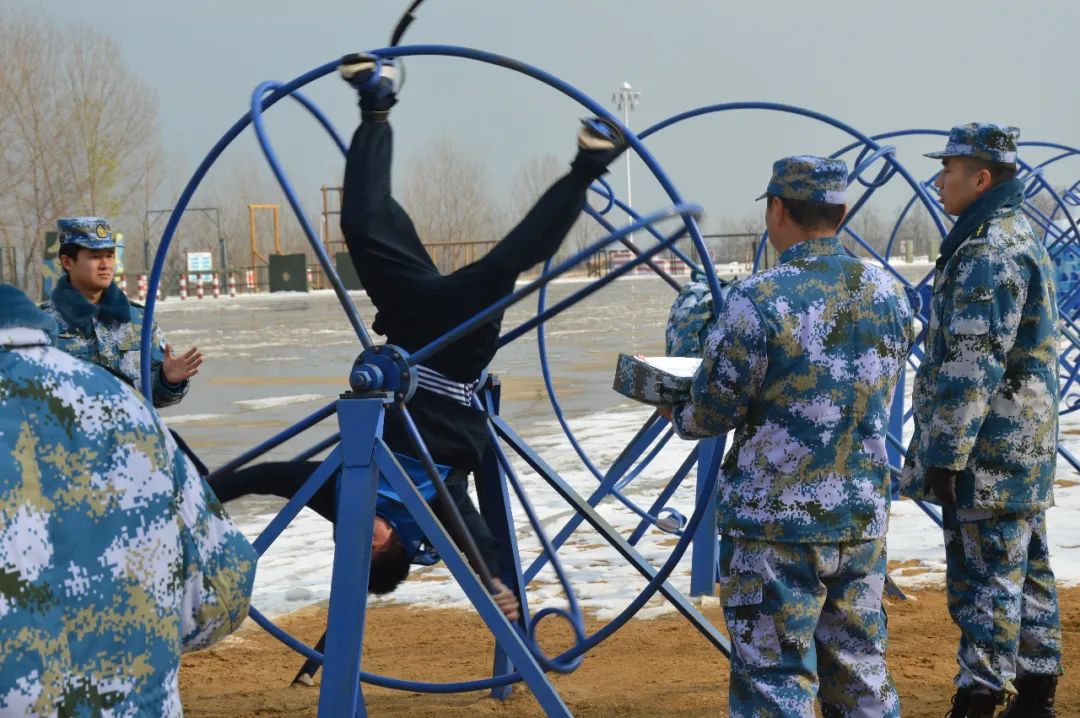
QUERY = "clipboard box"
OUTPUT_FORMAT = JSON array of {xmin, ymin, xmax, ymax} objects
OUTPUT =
[{"xmin": 612, "ymin": 353, "xmax": 701, "ymax": 406}]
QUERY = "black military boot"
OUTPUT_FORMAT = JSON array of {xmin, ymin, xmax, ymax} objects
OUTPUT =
[
  {"xmin": 1000, "ymin": 674, "xmax": 1058, "ymax": 717},
  {"xmin": 966, "ymin": 689, "xmax": 1004, "ymax": 718},
  {"xmin": 945, "ymin": 687, "xmax": 971, "ymax": 717}
]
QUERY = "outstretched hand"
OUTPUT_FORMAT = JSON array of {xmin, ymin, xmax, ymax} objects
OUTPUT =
[
  {"xmin": 490, "ymin": 578, "xmax": 521, "ymax": 622},
  {"xmin": 163, "ymin": 343, "xmax": 203, "ymax": 384}
]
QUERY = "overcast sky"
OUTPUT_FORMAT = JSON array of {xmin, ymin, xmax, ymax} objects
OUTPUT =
[{"xmin": 5, "ymin": 0, "xmax": 1078, "ymax": 228}]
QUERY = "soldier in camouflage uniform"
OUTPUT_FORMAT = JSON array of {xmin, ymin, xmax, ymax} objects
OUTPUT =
[
  {"xmin": 901, "ymin": 123, "xmax": 1062, "ymax": 718},
  {"xmin": 0, "ymin": 283, "xmax": 257, "ymax": 717},
  {"xmin": 39, "ymin": 217, "xmax": 202, "ymax": 409},
  {"xmin": 665, "ymin": 156, "xmax": 914, "ymax": 718}
]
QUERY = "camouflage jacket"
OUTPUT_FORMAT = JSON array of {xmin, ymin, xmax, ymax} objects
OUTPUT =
[
  {"xmin": 666, "ymin": 273, "xmax": 731, "ymax": 358},
  {"xmin": 671, "ymin": 236, "xmax": 915, "ymax": 543},
  {"xmin": 900, "ymin": 207, "xmax": 1060, "ymax": 512},
  {"xmin": 0, "ymin": 285, "xmax": 257, "ymax": 717},
  {"xmin": 40, "ymin": 275, "xmax": 188, "ymax": 409}
]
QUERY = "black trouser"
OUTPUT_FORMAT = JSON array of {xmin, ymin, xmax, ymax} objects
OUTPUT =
[
  {"xmin": 340, "ymin": 119, "xmax": 602, "ymax": 473},
  {"xmin": 208, "ymin": 461, "xmax": 336, "ymax": 522},
  {"xmin": 442, "ymin": 467, "xmax": 501, "ymax": 573},
  {"xmin": 208, "ymin": 461, "xmax": 502, "ymax": 573},
  {"xmin": 340, "ymin": 120, "xmax": 597, "ymax": 377}
]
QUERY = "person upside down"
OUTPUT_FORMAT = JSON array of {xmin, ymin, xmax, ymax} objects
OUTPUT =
[{"xmin": 210, "ymin": 52, "xmax": 627, "ymax": 618}]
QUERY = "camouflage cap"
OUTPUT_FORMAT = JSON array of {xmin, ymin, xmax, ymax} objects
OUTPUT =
[
  {"xmin": 756, "ymin": 155, "xmax": 848, "ymax": 204},
  {"xmin": 57, "ymin": 216, "xmax": 116, "ymax": 249},
  {"xmin": 924, "ymin": 122, "xmax": 1020, "ymax": 164}
]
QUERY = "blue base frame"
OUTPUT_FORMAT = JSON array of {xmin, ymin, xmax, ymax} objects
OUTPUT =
[
  {"xmin": 317, "ymin": 390, "xmax": 573, "ymax": 717},
  {"xmin": 241, "ymin": 374, "xmax": 735, "ymax": 716}
]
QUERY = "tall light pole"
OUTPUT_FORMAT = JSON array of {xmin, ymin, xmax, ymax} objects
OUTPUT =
[{"xmin": 612, "ymin": 81, "xmax": 641, "ymax": 240}]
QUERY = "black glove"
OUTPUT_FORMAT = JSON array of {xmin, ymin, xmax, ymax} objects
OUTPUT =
[{"xmin": 924, "ymin": 466, "xmax": 958, "ymax": 506}]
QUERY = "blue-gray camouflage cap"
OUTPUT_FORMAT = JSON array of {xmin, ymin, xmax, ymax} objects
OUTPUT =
[
  {"xmin": 756, "ymin": 155, "xmax": 848, "ymax": 204},
  {"xmin": 57, "ymin": 216, "xmax": 116, "ymax": 249},
  {"xmin": 924, "ymin": 122, "xmax": 1020, "ymax": 164}
]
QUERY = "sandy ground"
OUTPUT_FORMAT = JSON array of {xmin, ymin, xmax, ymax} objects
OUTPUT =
[{"xmin": 180, "ymin": 585, "xmax": 1079, "ymax": 717}]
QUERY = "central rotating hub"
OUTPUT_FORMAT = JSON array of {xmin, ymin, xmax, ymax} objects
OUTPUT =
[{"xmin": 349, "ymin": 344, "xmax": 417, "ymax": 402}]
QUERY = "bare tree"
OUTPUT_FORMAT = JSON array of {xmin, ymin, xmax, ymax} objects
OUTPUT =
[
  {"xmin": 0, "ymin": 13, "xmax": 76, "ymax": 295},
  {"xmin": 891, "ymin": 203, "xmax": 937, "ymax": 260},
  {"xmin": 401, "ymin": 135, "xmax": 497, "ymax": 273},
  {"xmin": 1027, "ymin": 187, "xmax": 1059, "ymax": 221},
  {"xmin": 843, "ymin": 205, "xmax": 887, "ymax": 258},
  {"xmin": 510, "ymin": 155, "xmax": 564, "ymax": 215},
  {"xmin": 198, "ymin": 153, "xmax": 270, "ymax": 271},
  {"xmin": 508, "ymin": 153, "xmax": 622, "ymax": 275},
  {"xmin": 61, "ymin": 35, "xmax": 161, "ymax": 219},
  {"xmin": 1025, "ymin": 185, "xmax": 1079, "ymax": 243},
  {"xmin": 0, "ymin": 12, "xmax": 166, "ymax": 295},
  {"xmin": 509, "ymin": 154, "xmax": 568, "ymax": 270},
  {"xmin": 191, "ymin": 149, "xmax": 322, "ymax": 277},
  {"xmin": 711, "ymin": 210, "xmax": 765, "ymax": 266}
]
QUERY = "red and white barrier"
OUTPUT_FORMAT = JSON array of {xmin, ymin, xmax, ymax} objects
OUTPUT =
[
  {"xmin": 196, "ymin": 278, "xmax": 205, "ymax": 300},
  {"xmin": 228, "ymin": 273, "xmax": 237, "ymax": 298},
  {"xmin": 138, "ymin": 274, "xmax": 148, "ymax": 302},
  {"xmin": 179, "ymin": 274, "xmax": 188, "ymax": 300},
  {"xmin": 607, "ymin": 251, "xmax": 702, "ymax": 276},
  {"xmin": 246, "ymin": 269, "xmax": 256, "ymax": 294},
  {"xmin": 212, "ymin": 274, "xmax": 221, "ymax": 299}
]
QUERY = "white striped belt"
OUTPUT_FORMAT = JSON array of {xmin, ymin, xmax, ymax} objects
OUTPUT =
[{"xmin": 415, "ymin": 365, "xmax": 480, "ymax": 406}]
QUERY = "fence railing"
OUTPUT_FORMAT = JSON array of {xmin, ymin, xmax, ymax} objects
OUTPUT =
[{"xmin": 116, "ymin": 262, "xmax": 354, "ymax": 300}]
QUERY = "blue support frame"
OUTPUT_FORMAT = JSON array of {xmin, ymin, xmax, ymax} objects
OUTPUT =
[
  {"xmin": 318, "ymin": 396, "xmax": 383, "ymax": 716},
  {"xmin": 887, "ymin": 372, "xmax": 906, "ymax": 469},
  {"xmin": 489, "ymin": 416, "xmax": 730, "ymax": 657},
  {"xmin": 523, "ymin": 413, "xmax": 668, "ymax": 583},
  {"xmin": 371, "ymin": 440, "xmax": 574, "ymax": 716},
  {"xmin": 474, "ymin": 378, "xmax": 535, "ymax": 700},
  {"xmin": 300, "ymin": 391, "xmax": 575, "ymax": 717},
  {"xmin": 690, "ymin": 437, "xmax": 723, "ymax": 596},
  {"xmin": 627, "ymin": 447, "xmax": 700, "ymax": 545}
]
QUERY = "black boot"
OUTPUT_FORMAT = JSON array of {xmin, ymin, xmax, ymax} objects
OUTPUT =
[
  {"xmin": 339, "ymin": 53, "xmax": 398, "ymax": 120},
  {"xmin": 1000, "ymin": 674, "xmax": 1058, "ymax": 718},
  {"xmin": 945, "ymin": 687, "xmax": 971, "ymax": 718},
  {"xmin": 570, "ymin": 117, "xmax": 628, "ymax": 181},
  {"xmin": 966, "ymin": 690, "xmax": 1004, "ymax": 718}
]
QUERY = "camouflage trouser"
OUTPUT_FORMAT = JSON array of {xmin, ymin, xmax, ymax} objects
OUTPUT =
[
  {"xmin": 942, "ymin": 507, "xmax": 1063, "ymax": 694},
  {"xmin": 719, "ymin": 535, "xmax": 900, "ymax": 718}
]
